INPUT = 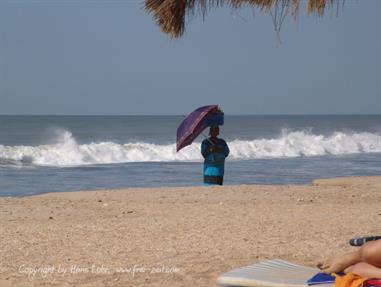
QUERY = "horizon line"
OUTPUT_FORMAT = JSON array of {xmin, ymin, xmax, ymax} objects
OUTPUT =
[{"xmin": 0, "ymin": 113, "xmax": 380, "ymax": 117}]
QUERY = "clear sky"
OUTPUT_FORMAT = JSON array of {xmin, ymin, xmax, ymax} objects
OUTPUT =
[{"xmin": 0, "ymin": 0, "xmax": 380, "ymax": 115}]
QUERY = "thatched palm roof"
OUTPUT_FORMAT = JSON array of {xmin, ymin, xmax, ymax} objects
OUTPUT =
[{"xmin": 145, "ymin": 0, "xmax": 340, "ymax": 38}]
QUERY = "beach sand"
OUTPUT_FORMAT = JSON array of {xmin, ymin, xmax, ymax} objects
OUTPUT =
[{"xmin": 1, "ymin": 176, "xmax": 380, "ymax": 287}]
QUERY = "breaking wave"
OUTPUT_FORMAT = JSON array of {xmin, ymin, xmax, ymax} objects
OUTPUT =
[{"xmin": 0, "ymin": 129, "xmax": 380, "ymax": 167}]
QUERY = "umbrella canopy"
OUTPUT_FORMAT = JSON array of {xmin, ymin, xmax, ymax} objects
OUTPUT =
[
  {"xmin": 145, "ymin": 0, "xmax": 342, "ymax": 38},
  {"xmin": 176, "ymin": 105, "xmax": 219, "ymax": 152}
]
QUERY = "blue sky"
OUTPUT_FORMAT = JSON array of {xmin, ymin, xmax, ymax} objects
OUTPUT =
[{"xmin": 0, "ymin": 0, "xmax": 380, "ymax": 115}]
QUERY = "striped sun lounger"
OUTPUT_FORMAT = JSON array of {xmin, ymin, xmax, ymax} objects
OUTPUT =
[{"xmin": 218, "ymin": 259, "xmax": 333, "ymax": 287}]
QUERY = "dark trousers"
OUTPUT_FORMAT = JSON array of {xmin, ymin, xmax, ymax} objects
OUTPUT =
[{"xmin": 204, "ymin": 175, "xmax": 223, "ymax": 185}]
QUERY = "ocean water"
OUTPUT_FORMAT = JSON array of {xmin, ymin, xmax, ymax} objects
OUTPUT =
[{"xmin": 0, "ymin": 115, "xmax": 380, "ymax": 197}]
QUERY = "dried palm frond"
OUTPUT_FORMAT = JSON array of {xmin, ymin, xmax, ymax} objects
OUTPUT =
[
  {"xmin": 145, "ymin": 0, "xmax": 341, "ymax": 38},
  {"xmin": 145, "ymin": 0, "xmax": 187, "ymax": 38}
]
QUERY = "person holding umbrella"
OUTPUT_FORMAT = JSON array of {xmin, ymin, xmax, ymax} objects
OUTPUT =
[
  {"xmin": 201, "ymin": 126, "xmax": 229, "ymax": 185},
  {"xmin": 176, "ymin": 105, "xmax": 229, "ymax": 185}
]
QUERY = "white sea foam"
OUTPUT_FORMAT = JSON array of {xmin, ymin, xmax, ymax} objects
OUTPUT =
[{"xmin": 0, "ymin": 129, "xmax": 380, "ymax": 167}]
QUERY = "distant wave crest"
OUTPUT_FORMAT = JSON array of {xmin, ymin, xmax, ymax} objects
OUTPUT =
[{"xmin": 0, "ymin": 129, "xmax": 380, "ymax": 167}]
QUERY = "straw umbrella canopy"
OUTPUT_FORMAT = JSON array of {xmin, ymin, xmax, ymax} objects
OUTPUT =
[{"xmin": 145, "ymin": 0, "xmax": 341, "ymax": 38}]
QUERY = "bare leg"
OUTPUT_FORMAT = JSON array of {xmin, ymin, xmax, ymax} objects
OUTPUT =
[
  {"xmin": 344, "ymin": 262, "xmax": 381, "ymax": 278},
  {"xmin": 318, "ymin": 240, "xmax": 381, "ymax": 274},
  {"xmin": 359, "ymin": 240, "xmax": 381, "ymax": 267}
]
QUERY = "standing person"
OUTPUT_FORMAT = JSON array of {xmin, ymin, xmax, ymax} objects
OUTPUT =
[{"xmin": 201, "ymin": 126, "xmax": 229, "ymax": 185}]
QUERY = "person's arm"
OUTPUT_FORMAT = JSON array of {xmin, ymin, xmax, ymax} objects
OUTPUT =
[
  {"xmin": 222, "ymin": 139, "xmax": 230, "ymax": 157},
  {"xmin": 201, "ymin": 140, "xmax": 211, "ymax": 158}
]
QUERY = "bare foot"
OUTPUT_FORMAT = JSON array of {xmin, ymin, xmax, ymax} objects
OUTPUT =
[
  {"xmin": 318, "ymin": 252, "xmax": 360, "ymax": 274},
  {"xmin": 318, "ymin": 256, "xmax": 348, "ymax": 274}
]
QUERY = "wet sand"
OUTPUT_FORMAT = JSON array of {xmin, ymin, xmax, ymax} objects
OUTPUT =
[{"xmin": 1, "ymin": 176, "xmax": 380, "ymax": 286}]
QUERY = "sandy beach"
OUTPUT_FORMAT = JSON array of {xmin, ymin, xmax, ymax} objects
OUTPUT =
[{"xmin": 1, "ymin": 176, "xmax": 380, "ymax": 287}]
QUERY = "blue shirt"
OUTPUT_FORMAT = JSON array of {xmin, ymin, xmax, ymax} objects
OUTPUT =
[{"xmin": 201, "ymin": 137, "xmax": 230, "ymax": 176}]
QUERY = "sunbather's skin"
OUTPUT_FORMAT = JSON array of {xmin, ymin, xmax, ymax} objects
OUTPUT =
[{"xmin": 317, "ymin": 240, "xmax": 381, "ymax": 278}]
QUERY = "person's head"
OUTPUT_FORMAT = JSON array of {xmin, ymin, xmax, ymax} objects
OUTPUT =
[{"xmin": 209, "ymin": 126, "xmax": 220, "ymax": 138}]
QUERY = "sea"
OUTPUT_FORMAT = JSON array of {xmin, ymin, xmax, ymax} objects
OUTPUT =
[{"xmin": 0, "ymin": 115, "xmax": 380, "ymax": 197}]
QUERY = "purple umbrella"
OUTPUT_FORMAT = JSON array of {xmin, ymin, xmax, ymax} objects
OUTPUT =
[{"xmin": 176, "ymin": 105, "xmax": 221, "ymax": 152}]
